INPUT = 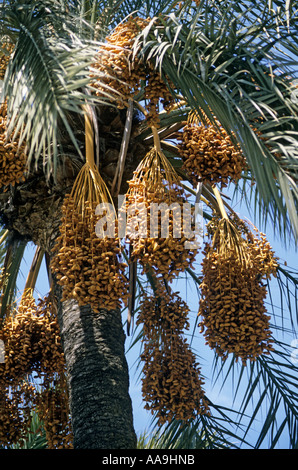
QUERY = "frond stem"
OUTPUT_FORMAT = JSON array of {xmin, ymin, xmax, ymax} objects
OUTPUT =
[
  {"xmin": 212, "ymin": 185, "xmax": 229, "ymax": 220},
  {"xmin": 24, "ymin": 245, "xmax": 45, "ymax": 293},
  {"xmin": 151, "ymin": 126, "xmax": 162, "ymax": 153},
  {"xmin": 84, "ymin": 105, "xmax": 95, "ymax": 167},
  {"xmin": 111, "ymin": 98, "xmax": 134, "ymax": 196}
]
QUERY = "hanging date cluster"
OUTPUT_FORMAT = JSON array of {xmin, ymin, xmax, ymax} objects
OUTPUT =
[
  {"xmin": 198, "ymin": 216, "xmax": 278, "ymax": 365},
  {"xmin": 137, "ymin": 281, "xmax": 210, "ymax": 426}
]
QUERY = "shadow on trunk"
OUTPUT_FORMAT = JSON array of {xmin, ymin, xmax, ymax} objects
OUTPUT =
[{"xmin": 53, "ymin": 279, "xmax": 137, "ymax": 449}]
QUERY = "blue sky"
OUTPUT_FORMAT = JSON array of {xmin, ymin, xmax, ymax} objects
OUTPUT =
[
  {"xmin": 15, "ymin": 182, "xmax": 297, "ymax": 448},
  {"xmin": 123, "ymin": 184, "xmax": 298, "ymax": 447}
]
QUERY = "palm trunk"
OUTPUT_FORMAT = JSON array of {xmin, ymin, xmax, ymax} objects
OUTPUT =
[
  {"xmin": 0, "ymin": 136, "xmax": 140, "ymax": 449},
  {"xmin": 53, "ymin": 280, "xmax": 137, "ymax": 449}
]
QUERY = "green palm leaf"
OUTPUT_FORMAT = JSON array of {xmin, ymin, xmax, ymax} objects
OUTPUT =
[
  {"xmin": 0, "ymin": 1, "xmax": 111, "ymax": 180},
  {"xmin": 0, "ymin": 0, "xmax": 297, "ymax": 450},
  {"xmin": 133, "ymin": 1, "xmax": 298, "ymax": 242},
  {"xmin": 0, "ymin": 232, "xmax": 27, "ymax": 318}
]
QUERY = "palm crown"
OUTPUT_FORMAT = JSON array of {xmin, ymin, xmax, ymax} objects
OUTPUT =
[{"xmin": 0, "ymin": 0, "xmax": 297, "ymax": 449}]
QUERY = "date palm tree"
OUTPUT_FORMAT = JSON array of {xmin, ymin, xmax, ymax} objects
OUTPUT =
[{"xmin": 0, "ymin": 0, "xmax": 297, "ymax": 449}]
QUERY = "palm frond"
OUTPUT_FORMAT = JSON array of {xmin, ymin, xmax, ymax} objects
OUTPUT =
[
  {"xmin": 143, "ymin": 399, "xmax": 254, "ymax": 449},
  {"xmin": 0, "ymin": 231, "xmax": 27, "ymax": 318},
  {"xmin": 0, "ymin": 1, "xmax": 110, "ymax": 180},
  {"xmin": 273, "ymin": 264, "xmax": 298, "ymax": 329},
  {"xmin": 137, "ymin": 418, "xmax": 231, "ymax": 449},
  {"xmin": 0, "ymin": 409, "xmax": 48, "ymax": 449},
  {"xmin": 0, "ymin": 228, "xmax": 9, "ymax": 266},
  {"xmin": 8, "ymin": 411, "xmax": 47, "ymax": 449},
  {"xmin": 133, "ymin": 1, "xmax": 298, "ymax": 243},
  {"xmin": 241, "ymin": 337, "xmax": 298, "ymax": 448}
]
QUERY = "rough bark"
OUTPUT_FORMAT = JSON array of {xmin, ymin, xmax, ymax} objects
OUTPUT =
[
  {"xmin": 0, "ymin": 105, "xmax": 148, "ymax": 448},
  {"xmin": 0, "ymin": 170, "xmax": 138, "ymax": 448},
  {"xmin": 53, "ymin": 281, "xmax": 137, "ymax": 449}
]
